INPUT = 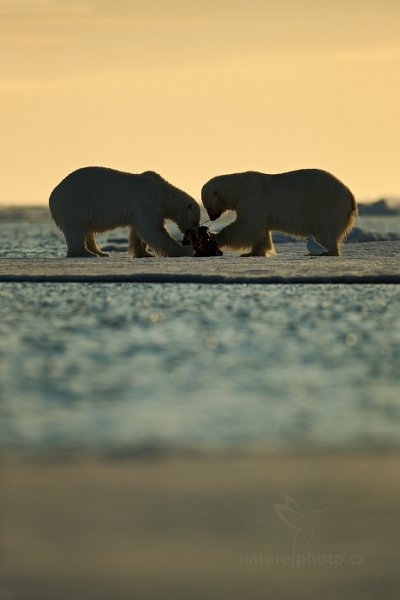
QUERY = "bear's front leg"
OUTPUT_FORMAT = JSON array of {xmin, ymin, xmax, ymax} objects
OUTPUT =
[
  {"xmin": 129, "ymin": 227, "xmax": 154, "ymax": 258},
  {"xmin": 241, "ymin": 231, "xmax": 275, "ymax": 257},
  {"xmin": 135, "ymin": 224, "xmax": 194, "ymax": 257},
  {"xmin": 216, "ymin": 220, "xmax": 262, "ymax": 253},
  {"xmin": 216, "ymin": 221, "xmax": 245, "ymax": 249}
]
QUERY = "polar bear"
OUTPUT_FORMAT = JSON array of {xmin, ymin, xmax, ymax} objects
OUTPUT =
[
  {"xmin": 49, "ymin": 167, "xmax": 200, "ymax": 257},
  {"xmin": 201, "ymin": 169, "xmax": 357, "ymax": 256}
]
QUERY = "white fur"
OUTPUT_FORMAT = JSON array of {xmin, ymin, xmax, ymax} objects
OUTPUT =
[
  {"xmin": 201, "ymin": 169, "xmax": 357, "ymax": 256},
  {"xmin": 49, "ymin": 167, "xmax": 200, "ymax": 257}
]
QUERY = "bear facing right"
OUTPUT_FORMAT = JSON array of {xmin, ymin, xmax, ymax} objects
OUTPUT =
[
  {"xmin": 50, "ymin": 167, "xmax": 200, "ymax": 258},
  {"xmin": 201, "ymin": 169, "xmax": 357, "ymax": 256}
]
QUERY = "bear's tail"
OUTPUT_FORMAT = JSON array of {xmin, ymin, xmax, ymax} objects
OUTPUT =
[
  {"xmin": 49, "ymin": 190, "xmax": 56, "ymax": 223},
  {"xmin": 350, "ymin": 190, "xmax": 358, "ymax": 216},
  {"xmin": 339, "ymin": 189, "xmax": 358, "ymax": 243},
  {"xmin": 49, "ymin": 189, "xmax": 63, "ymax": 230}
]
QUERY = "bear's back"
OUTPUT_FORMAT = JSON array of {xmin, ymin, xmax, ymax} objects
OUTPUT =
[
  {"xmin": 49, "ymin": 167, "xmax": 150, "ymax": 229},
  {"xmin": 57, "ymin": 166, "xmax": 137, "ymax": 190}
]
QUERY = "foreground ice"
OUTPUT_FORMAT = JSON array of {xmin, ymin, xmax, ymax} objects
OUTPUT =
[
  {"xmin": 0, "ymin": 283, "xmax": 399, "ymax": 452},
  {"xmin": 0, "ymin": 240, "xmax": 399, "ymax": 283}
]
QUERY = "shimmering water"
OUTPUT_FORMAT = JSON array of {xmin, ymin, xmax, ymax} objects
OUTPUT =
[{"xmin": 0, "ymin": 283, "xmax": 399, "ymax": 451}]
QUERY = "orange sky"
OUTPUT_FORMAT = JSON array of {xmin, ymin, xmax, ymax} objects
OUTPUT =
[{"xmin": 1, "ymin": 0, "xmax": 400, "ymax": 204}]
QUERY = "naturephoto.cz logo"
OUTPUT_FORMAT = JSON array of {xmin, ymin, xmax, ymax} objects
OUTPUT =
[{"xmin": 239, "ymin": 494, "xmax": 366, "ymax": 568}]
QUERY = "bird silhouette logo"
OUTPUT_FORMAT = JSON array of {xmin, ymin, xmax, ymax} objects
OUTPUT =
[{"xmin": 274, "ymin": 494, "xmax": 332, "ymax": 564}]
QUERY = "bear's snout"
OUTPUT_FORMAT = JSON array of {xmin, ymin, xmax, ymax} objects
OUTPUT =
[{"xmin": 207, "ymin": 209, "xmax": 222, "ymax": 221}]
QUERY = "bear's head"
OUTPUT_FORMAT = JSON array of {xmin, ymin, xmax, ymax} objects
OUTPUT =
[
  {"xmin": 201, "ymin": 176, "xmax": 231, "ymax": 221},
  {"xmin": 174, "ymin": 193, "xmax": 201, "ymax": 235},
  {"xmin": 144, "ymin": 171, "xmax": 201, "ymax": 235}
]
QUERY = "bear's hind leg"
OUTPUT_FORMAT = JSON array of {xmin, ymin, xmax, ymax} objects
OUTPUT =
[
  {"xmin": 86, "ymin": 233, "xmax": 110, "ymax": 257},
  {"xmin": 315, "ymin": 228, "xmax": 341, "ymax": 257},
  {"xmin": 128, "ymin": 227, "xmax": 154, "ymax": 258},
  {"xmin": 241, "ymin": 231, "xmax": 275, "ymax": 257},
  {"xmin": 64, "ymin": 226, "xmax": 98, "ymax": 258},
  {"xmin": 320, "ymin": 247, "xmax": 340, "ymax": 256}
]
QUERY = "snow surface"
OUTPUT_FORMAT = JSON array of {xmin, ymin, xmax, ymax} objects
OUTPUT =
[{"xmin": 0, "ymin": 241, "xmax": 399, "ymax": 283}]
